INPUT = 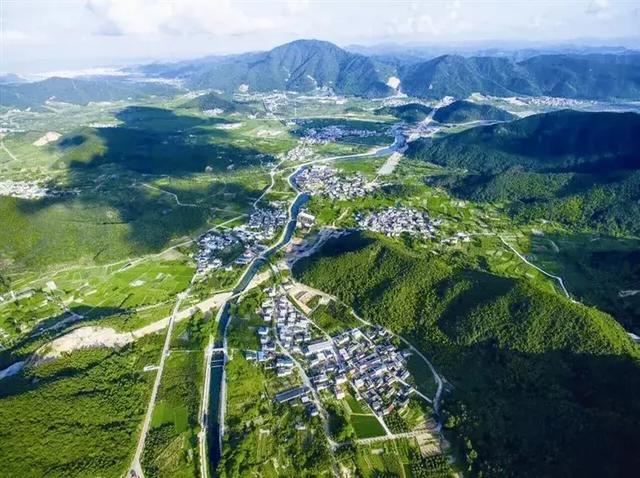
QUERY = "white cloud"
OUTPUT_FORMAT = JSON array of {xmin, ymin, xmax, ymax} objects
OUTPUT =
[
  {"xmin": 85, "ymin": 0, "xmax": 304, "ymax": 37},
  {"xmin": 586, "ymin": 0, "xmax": 612, "ymax": 16},
  {"xmin": 2, "ymin": 29, "xmax": 30, "ymax": 42}
]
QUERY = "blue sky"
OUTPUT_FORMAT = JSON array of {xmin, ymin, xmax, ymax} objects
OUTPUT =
[{"xmin": 2, "ymin": 0, "xmax": 639, "ymax": 75}]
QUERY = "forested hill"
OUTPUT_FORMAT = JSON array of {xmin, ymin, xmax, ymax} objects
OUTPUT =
[
  {"xmin": 375, "ymin": 103, "xmax": 433, "ymax": 122},
  {"xmin": 400, "ymin": 53, "xmax": 640, "ymax": 100},
  {"xmin": 0, "ymin": 77, "xmax": 180, "ymax": 110},
  {"xmin": 134, "ymin": 40, "xmax": 640, "ymax": 100},
  {"xmin": 407, "ymin": 110, "xmax": 640, "ymax": 236},
  {"xmin": 143, "ymin": 39, "xmax": 394, "ymax": 98},
  {"xmin": 293, "ymin": 232, "xmax": 640, "ymax": 477},
  {"xmin": 179, "ymin": 92, "xmax": 255, "ymax": 114},
  {"xmin": 409, "ymin": 109, "xmax": 640, "ymax": 175},
  {"xmin": 432, "ymin": 100, "xmax": 516, "ymax": 123}
]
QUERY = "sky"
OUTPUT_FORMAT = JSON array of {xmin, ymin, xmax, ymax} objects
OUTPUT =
[{"xmin": 1, "ymin": 0, "xmax": 639, "ymax": 75}]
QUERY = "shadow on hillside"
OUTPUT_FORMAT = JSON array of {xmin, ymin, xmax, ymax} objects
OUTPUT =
[
  {"xmin": 12, "ymin": 106, "xmax": 268, "ymax": 261},
  {"xmin": 526, "ymin": 231, "xmax": 640, "ymax": 333},
  {"xmin": 432, "ymin": 339, "xmax": 640, "ymax": 478}
]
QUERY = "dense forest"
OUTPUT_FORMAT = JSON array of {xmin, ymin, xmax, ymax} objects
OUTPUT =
[
  {"xmin": 293, "ymin": 232, "xmax": 640, "ymax": 477},
  {"xmin": 0, "ymin": 334, "xmax": 163, "ymax": 477},
  {"xmin": 410, "ymin": 110, "xmax": 640, "ymax": 235},
  {"xmin": 432, "ymin": 100, "xmax": 515, "ymax": 123}
]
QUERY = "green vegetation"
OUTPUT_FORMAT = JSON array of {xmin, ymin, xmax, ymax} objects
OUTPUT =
[
  {"xmin": 409, "ymin": 110, "xmax": 640, "ymax": 236},
  {"xmin": 408, "ymin": 450, "xmax": 454, "ymax": 478},
  {"xmin": 400, "ymin": 53, "xmax": 640, "ymax": 100},
  {"xmin": 527, "ymin": 233, "xmax": 640, "ymax": 332},
  {"xmin": 218, "ymin": 354, "xmax": 333, "ymax": 477},
  {"xmin": 0, "ymin": 333, "xmax": 164, "ymax": 478},
  {"xmin": 309, "ymin": 300, "xmax": 360, "ymax": 334},
  {"xmin": 432, "ymin": 100, "xmax": 515, "ymax": 123},
  {"xmin": 327, "ymin": 402, "xmax": 355, "ymax": 441},
  {"xmin": 375, "ymin": 103, "xmax": 433, "ymax": 122},
  {"xmin": 338, "ymin": 438, "xmax": 436, "ymax": 478},
  {"xmin": 351, "ymin": 414, "xmax": 387, "ymax": 439},
  {"xmin": 293, "ymin": 231, "xmax": 640, "ymax": 477},
  {"xmin": 0, "ymin": 76, "xmax": 179, "ymax": 110},
  {"xmin": 142, "ymin": 349, "xmax": 204, "ymax": 478}
]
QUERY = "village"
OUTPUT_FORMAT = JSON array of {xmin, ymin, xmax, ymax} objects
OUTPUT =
[
  {"xmin": 356, "ymin": 206, "xmax": 440, "ymax": 238},
  {"xmin": 194, "ymin": 204, "xmax": 287, "ymax": 272},
  {"xmin": 294, "ymin": 120, "xmax": 385, "ymax": 144},
  {"xmin": 0, "ymin": 179, "xmax": 65, "ymax": 200},
  {"xmin": 294, "ymin": 165, "xmax": 376, "ymax": 200},
  {"xmin": 245, "ymin": 286, "xmax": 419, "ymax": 425}
]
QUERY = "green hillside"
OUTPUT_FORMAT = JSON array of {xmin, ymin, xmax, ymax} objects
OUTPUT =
[
  {"xmin": 179, "ymin": 92, "xmax": 256, "ymax": 114},
  {"xmin": 293, "ymin": 232, "xmax": 640, "ymax": 477},
  {"xmin": 409, "ymin": 110, "xmax": 640, "ymax": 235},
  {"xmin": 432, "ymin": 100, "xmax": 516, "ymax": 123},
  {"xmin": 400, "ymin": 53, "xmax": 640, "ymax": 100},
  {"xmin": 0, "ymin": 77, "xmax": 179, "ymax": 110},
  {"xmin": 184, "ymin": 40, "xmax": 394, "ymax": 97},
  {"xmin": 375, "ymin": 103, "xmax": 433, "ymax": 122}
]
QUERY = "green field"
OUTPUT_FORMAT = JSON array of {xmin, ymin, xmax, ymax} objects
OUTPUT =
[
  {"xmin": 351, "ymin": 414, "xmax": 387, "ymax": 439},
  {"xmin": 218, "ymin": 353, "xmax": 333, "ymax": 477},
  {"xmin": 142, "ymin": 312, "xmax": 208, "ymax": 478}
]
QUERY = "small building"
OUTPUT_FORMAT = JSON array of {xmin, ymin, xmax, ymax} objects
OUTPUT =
[
  {"xmin": 305, "ymin": 339, "xmax": 333, "ymax": 356},
  {"xmin": 275, "ymin": 386, "xmax": 310, "ymax": 403}
]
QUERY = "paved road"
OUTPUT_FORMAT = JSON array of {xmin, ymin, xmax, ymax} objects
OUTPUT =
[
  {"xmin": 139, "ymin": 183, "xmax": 199, "ymax": 207},
  {"xmin": 290, "ymin": 278, "xmax": 446, "ymax": 415},
  {"xmin": 129, "ymin": 282, "xmax": 194, "ymax": 478},
  {"xmin": 0, "ymin": 140, "xmax": 19, "ymax": 162},
  {"xmin": 355, "ymin": 429, "xmax": 435, "ymax": 445},
  {"xmin": 499, "ymin": 235, "xmax": 574, "ymax": 301}
]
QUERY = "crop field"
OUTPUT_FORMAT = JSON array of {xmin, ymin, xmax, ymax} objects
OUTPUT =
[
  {"xmin": 343, "ymin": 438, "xmax": 419, "ymax": 478},
  {"xmin": 0, "ymin": 255, "xmax": 194, "ymax": 343},
  {"xmin": 219, "ymin": 353, "xmax": 332, "ymax": 476},
  {"xmin": 143, "ymin": 346, "xmax": 204, "ymax": 478},
  {"xmin": 351, "ymin": 414, "xmax": 387, "ymax": 439},
  {"xmin": 309, "ymin": 300, "xmax": 360, "ymax": 335}
]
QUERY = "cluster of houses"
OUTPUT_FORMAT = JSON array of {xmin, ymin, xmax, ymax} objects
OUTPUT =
[
  {"xmin": 245, "ymin": 287, "xmax": 416, "ymax": 420},
  {"xmin": 246, "ymin": 287, "xmax": 312, "ymax": 377},
  {"xmin": 0, "ymin": 180, "xmax": 65, "ymax": 200},
  {"xmin": 294, "ymin": 121, "xmax": 383, "ymax": 144},
  {"xmin": 356, "ymin": 207, "xmax": 439, "ymax": 238},
  {"xmin": 440, "ymin": 231, "xmax": 472, "ymax": 245},
  {"xmin": 246, "ymin": 205, "xmax": 288, "ymax": 238},
  {"xmin": 283, "ymin": 140, "xmax": 314, "ymax": 162},
  {"xmin": 194, "ymin": 205, "xmax": 287, "ymax": 272},
  {"xmin": 294, "ymin": 165, "xmax": 376, "ymax": 200},
  {"xmin": 332, "ymin": 327, "xmax": 414, "ymax": 415},
  {"xmin": 194, "ymin": 231, "xmax": 239, "ymax": 272}
]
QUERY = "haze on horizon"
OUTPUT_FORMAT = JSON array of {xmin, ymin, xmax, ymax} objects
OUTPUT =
[{"xmin": 1, "ymin": 0, "xmax": 639, "ymax": 76}]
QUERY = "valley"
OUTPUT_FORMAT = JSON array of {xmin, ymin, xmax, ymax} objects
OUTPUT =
[{"xmin": 1, "ymin": 38, "xmax": 639, "ymax": 478}]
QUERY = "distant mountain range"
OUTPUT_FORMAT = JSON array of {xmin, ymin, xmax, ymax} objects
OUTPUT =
[
  {"xmin": 2, "ymin": 40, "xmax": 640, "ymax": 109},
  {"xmin": 0, "ymin": 77, "xmax": 179, "ymax": 110},
  {"xmin": 136, "ymin": 40, "xmax": 640, "ymax": 101},
  {"xmin": 139, "ymin": 40, "xmax": 395, "ymax": 98}
]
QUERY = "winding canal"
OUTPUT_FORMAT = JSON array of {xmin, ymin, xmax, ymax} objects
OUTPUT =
[{"xmin": 205, "ymin": 134, "xmax": 404, "ymax": 475}]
